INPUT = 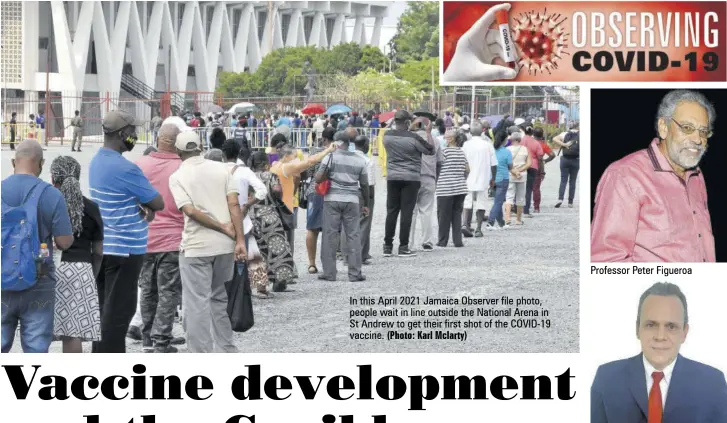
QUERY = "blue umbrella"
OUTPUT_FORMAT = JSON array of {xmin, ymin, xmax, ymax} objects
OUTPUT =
[{"xmin": 326, "ymin": 104, "xmax": 352, "ymax": 115}]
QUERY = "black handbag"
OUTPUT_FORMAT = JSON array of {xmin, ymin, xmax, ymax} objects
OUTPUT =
[
  {"xmin": 225, "ymin": 262, "xmax": 255, "ymax": 333},
  {"xmin": 276, "ymin": 201, "xmax": 295, "ymax": 231}
]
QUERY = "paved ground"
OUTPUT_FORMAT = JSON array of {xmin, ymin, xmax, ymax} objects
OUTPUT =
[{"xmin": 4, "ymin": 143, "xmax": 579, "ymax": 353}]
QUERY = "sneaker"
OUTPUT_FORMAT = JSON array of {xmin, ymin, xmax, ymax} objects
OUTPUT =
[
  {"xmin": 126, "ymin": 325, "xmax": 142, "ymax": 341},
  {"xmin": 171, "ymin": 336, "xmax": 185, "ymax": 345},
  {"xmin": 524, "ymin": 213, "xmax": 534, "ymax": 218},
  {"xmin": 568, "ymin": 203, "xmax": 574, "ymax": 208},
  {"xmin": 461, "ymin": 227, "xmax": 474, "ymax": 238},
  {"xmin": 503, "ymin": 223, "xmax": 511, "ymax": 229},
  {"xmin": 383, "ymin": 245, "xmax": 393, "ymax": 257},
  {"xmin": 349, "ymin": 275, "xmax": 366, "ymax": 282},
  {"xmin": 555, "ymin": 201, "xmax": 563, "ymax": 208},
  {"xmin": 485, "ymin": 223, "xmax": 499, "ymax": 231},
  {"xmin": 154, "ymin": 344, "xmax": 178, "ymax": 353},
  {"xmin": 422, "ymin": 243, "xmax": 434, "ymax": 251},
  {"xmin": 474, "ymin": 230, "xmax": 484, "ymax": 237},
  {"xmin": 398, "ymin": 246, "xmax": 417, "ymax": 257},
  {"xmin": 142, "ymin": 335, "xmax": 153, "ymax": 352},
  {"xmin": 363, "ymin": 258, "xmax": 372, "ymax": 265}
]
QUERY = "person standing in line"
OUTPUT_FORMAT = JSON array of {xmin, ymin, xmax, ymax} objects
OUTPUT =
[
  {"xmin": 435, "ymin": 132, "xmax": 469, "ymax": 247},
  {"xmin": 305, "ymin": 127, "xmax": 336, "ymax": 274},
  {"xmin": 50, "ymin": 156, "xmax": 103, "ymax": 353},
  {"xmin": 222, "ymin": 140, "xmax": 272, "ymax": 298},
  {"xmin": 9, "ymin": 111, "xmax": 17, "ymax": 150},
  {"xmin": 505, "ymin": 131, "xmax": 532, "ymax": 226},
  {"xmin": 410, "ymin": 118, "xmax": 443, "ymax": 252},
  {"xmin": 519, "ymin": 123, "xmax": 544, "ymax": 218},
  {"xmin": 168, "ymin": 131, "xmax": 246, "ymax": 353},
  {"xmin": 89, "ymin": 110, "xmax": 165, "ymax": 353},
  {"xmin": 36, "ymin": 111, "xmax": 46, "ymax": 145},
  {"xmin": 531, "ymin": 127, "xmax": 556, "ymax": 213},
  {"xmin": 315, "ymin": 131, "xmax": 370, "ymax": 282},
  {"xmin": 486, "ymin": 130, "xmax": 513, "ymax": 229},
  {"xmin": 150, "ymin": 112, "xmax": 163, "ymax": 148},
  {"xmin": 355, "ymin": 134, "xmax": 376, "ymax": 265},
  {"xmin": 552, "ymin": 121, "xmax": 580, "ymax": 209},
  {"xmin": 70, "ymin": 110, "xmax": 83, "ymax": 152},
  {"xmin": 135, "ymin": 123, "xmax": 188, "ymax": 353},
  {"xmin": 1, "ymin": 140, "xmax": 74, "ymax": 353},
  {"xmin": 28, "ymin": 114, "xmax": 37, "ymax": 140},
  {"xmin": 460, "ymin": 120, "xmax": 497, "ymax": 237},
  {"xmin": 382, "ymin": 111, "xmax": 435, "ymax": 257}
]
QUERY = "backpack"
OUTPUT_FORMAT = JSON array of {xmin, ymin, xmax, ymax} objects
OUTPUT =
[
  {"xmin": 562, "ymin": 131, "xmax": 580, "ymax": 158},
  {"xmin": 1, "ymin": 181, "xmax": 49, "ymax": 291}
]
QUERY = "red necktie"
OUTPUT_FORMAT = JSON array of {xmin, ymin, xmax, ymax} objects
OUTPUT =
[{"xmin": 648, "ymin": 371, "xmax": 665, "ymax": 423}]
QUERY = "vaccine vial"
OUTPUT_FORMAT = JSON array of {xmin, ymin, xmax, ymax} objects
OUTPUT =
[{"xmin": 496, "ymin": 9, "xmax": 518, "ymax": 68}]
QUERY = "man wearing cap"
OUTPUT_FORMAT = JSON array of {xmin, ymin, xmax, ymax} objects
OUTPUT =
[
  {"xmin": 382, "ymin": 110, "xmax": 435, "ymax": 257},
  {"xmin": 168, "ymin": 131, "xmax": 246, "ymax": 353},
  {"xmin": 133, "ymin": 120, "xmax": 188, "ymax": 353},
  {"xmin": 89, "ymin": 110, "xmax": 165, "ymax": 353}
]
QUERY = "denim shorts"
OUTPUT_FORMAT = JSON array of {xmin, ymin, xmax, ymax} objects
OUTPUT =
[
  {"xmin": 1, "ymin": 273, "xmax": 56, "ymax": 353},
  {"xmin": 306, "ymin": 193, "xmax": 324, "ymax": 231}
]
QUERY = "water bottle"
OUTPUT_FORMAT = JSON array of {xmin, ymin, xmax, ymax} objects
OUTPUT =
[{"xmin": 36, "ymin": 243, "xmax": 50, "ymax": 277}]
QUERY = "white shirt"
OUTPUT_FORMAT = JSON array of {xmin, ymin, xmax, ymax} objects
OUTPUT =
[
  {"xmin": 313, "ymin": 119, "xmax": 325, "ymax": 138},
  {"xmin": 461, "ymin": 135, "xmax": 497, "ymax": 192},
  {"xmin": 228, "ymin": 161, "xmax": 268, "ymax": 234},
  {"xmin": 354, "ymin": 150, "xmax": 375, "ymax": 186},
  {"xmin": 644, "ymin": 355, "xmax": 676, "ymax": 409}
]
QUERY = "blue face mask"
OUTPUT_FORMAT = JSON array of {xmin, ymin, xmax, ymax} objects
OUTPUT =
[{"xmin": 348, "ymin": 143, "xmax": 356, "ymax": 152}]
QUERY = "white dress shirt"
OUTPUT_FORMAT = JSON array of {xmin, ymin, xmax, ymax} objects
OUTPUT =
[{"xmin": 644, "ymin": 355, "xmax": 677, "ymax": 409}]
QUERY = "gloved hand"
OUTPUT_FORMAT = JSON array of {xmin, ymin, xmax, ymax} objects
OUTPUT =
[{"xmin": 443, "ymin": 3, "xmax": 519, "ymax": 82}]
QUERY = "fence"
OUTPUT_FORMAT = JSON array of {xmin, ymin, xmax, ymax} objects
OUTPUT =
[{"xmin": 1, "ymin": 88, "xmax": 579, "ymax": 146}]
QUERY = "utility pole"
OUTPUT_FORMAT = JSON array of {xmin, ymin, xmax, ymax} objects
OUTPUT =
[
  {"xmin": 45, "ymin": 19, "xmax": 52, "ymax": 146},
  {"xmin": 511, "ymin": 85, "xmax": 517, "ymax": 116}
]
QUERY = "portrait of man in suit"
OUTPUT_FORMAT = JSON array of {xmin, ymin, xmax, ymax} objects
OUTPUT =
[{"xmin": 591, "ymin": 282, "xmax": 727, "ymax": 423}]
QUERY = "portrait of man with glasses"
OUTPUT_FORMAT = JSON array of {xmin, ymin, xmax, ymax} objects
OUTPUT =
[{"xmin": 591, "ymin": 90, "xmax": 717, "ymax": 263}]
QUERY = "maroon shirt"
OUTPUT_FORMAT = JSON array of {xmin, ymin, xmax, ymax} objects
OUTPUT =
[{"xmin": 591, "ymin": 139, "xmax": 714, "ymax": 262}]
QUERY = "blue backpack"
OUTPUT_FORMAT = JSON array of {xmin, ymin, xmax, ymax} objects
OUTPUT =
[{"xmin": 1, "ymin": 181, "xmax": 48, "ymax": 291}]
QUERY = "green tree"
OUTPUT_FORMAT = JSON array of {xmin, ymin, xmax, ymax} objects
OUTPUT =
[
  {"xmin": 388, "ymin": 2, "xmax": 439, "ymax": 63},
  {"xmin": 359, "ymin": 45, "xmax": 387, "ymax": 72},
  {"xmin": 395, "ymin": 57, "xmax": 439, "ymax": 92},
  {"xmin": 217, "ymin": 71, "xmax": 259, "ymax": 97}
]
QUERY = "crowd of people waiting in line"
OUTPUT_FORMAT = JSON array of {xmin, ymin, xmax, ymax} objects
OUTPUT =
[{"xmin": 1, "ymin": 105, "xmax": 579, "ymax": 354}]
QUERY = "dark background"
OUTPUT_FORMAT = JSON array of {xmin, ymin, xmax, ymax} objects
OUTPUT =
[{"xmin": 591, "ymin": 89, "xmax": 727, "ymax": 262}]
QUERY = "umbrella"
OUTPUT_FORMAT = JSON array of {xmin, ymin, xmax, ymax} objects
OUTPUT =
[
  {"xmin": 413, "ymin": 110, "xmax": 436, "ymax": 121},
  {"xmin": 301, "ymin": 103, "xmax": 326, "ymax": 115},
  {"xmin": 326, "ymin": 104, "xmax": 352, "ymax": 115},
  {"xmin": 377, "ymin": 111, "xmax": 396, "ymax": 122},
  {"xmin": 200, "ymin": 103, "xmax": 224, "ymax": 115}
]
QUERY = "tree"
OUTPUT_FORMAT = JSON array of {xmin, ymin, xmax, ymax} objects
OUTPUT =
[
  {"xmin": 395, "ymin": 57, "xmax": 439, "ymax": 92},
  {"xmin": 359, "ymin": 45, "xmax": 387, "ymax": 72},
  {"xmin": 317, "ymin": 69, "xmax": 419, "ymax": 108},
  {"xmin": 217, "ymin": 72, "xmax": 259, "ymax": 97},
  {"xmin": 388, "ymin": 2, "xmax": 439, "ymax": 63}
]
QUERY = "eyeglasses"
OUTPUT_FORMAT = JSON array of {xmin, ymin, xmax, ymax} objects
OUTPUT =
[{"xmin": 671, "ymin": 118, "xmax": 713, "ymax": 139}]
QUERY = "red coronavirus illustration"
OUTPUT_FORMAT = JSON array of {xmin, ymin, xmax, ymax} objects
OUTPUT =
[{"xmin": 511, "ymin": 9, "xmax": 569, "ymax": 75}]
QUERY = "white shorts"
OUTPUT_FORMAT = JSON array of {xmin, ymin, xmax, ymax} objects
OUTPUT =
[
  {"xmin": 464, "ymin": 190, "xmax": 488, "ymax": 211},
  {"xmin": 506, "ymin": 181, "xmax": 526, "ymax": 206}
]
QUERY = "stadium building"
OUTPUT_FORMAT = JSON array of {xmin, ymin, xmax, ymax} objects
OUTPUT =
[{"xmin": 1, "ymin": 1, "xmax": 390, "ymax": 135}]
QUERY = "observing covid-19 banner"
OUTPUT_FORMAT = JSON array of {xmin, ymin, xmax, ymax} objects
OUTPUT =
[{"xmin": 441, "ymin": 1, "xmax": 726, "ymax": 83}]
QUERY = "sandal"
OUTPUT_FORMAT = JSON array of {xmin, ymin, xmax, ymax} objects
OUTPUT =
[{"xmin": 308, "ymin": 265, "xmax": 318, "ymax": 274}]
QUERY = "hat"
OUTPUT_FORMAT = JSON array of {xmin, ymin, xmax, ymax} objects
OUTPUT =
[
  {"xmin": 513, "ymin": 117, "xmax": 526, "ymax": 126},
  {"xmin": 394, "ymin": 110, "xmax": 411, "ymax": 121},
  {"xmin": 174, "ymin": 131, "xmax": 202, "ymax": 152},
  {"xmin": 461, "ymin": 124, "xmax": 470, "ymax": 131},
  {"xmin": 162, "ymin": 116, "xmax": 192, "ymax": 132},
  {"xmin": 102, "ymin": 110, "xmax": 143, "ymax": 133}
]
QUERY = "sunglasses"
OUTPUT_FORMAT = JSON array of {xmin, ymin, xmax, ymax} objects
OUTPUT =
[{"xmin": 671, "ymin": 118, "xmax": 713, "ymax": 139}]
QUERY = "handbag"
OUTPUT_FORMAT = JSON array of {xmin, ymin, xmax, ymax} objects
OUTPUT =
[
  {"xmin": 315, "ymin": 153, "xmax": 335, "ymax": 196},
  {"xmin": 225, "ymin": 262, "xmax": 254, "ymax": 333},
  {"xmin": 276, "ymin": 200, "xmax": 295, "ymax": 231}
]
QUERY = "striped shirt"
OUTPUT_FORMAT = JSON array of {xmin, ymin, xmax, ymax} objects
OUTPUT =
[
  {"xmin": 318, "ymin": 149, "xmax": 368, "ymax": 204},
  {"xmin": 89, "ymin": 148, "xmax": 160, "ymax": 257},
  {"xmin": 436, "ymin": 147, "xmax": 469, "ymax": 197}
]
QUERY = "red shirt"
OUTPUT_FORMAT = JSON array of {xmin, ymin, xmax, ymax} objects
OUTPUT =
[
  {"xmin": 136, "ymin": 152, "xmax": 184, "ymax": 253},
  {"xmin": 591, "ymin": 139, "xmax": 715, "ymax": 262},
  {"xmin": 538, "ymin": 139, "xmax": 553, "ymax": 156},
  {"xmin": 521, "ymin": 135, "xmax": 544, "ymax": 170}
]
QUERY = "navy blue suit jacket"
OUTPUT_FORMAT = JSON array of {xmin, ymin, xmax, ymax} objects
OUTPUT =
[{"xmin": 591, "ymin": 354, "xmax": 727, "ymax": 423}]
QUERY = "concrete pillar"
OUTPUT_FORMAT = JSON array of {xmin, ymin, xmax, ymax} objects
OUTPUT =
[
  {"xmin": 370, "ymin": 16, "xmax": 383, "ymax": 48},
  {"xmin": 22, "ymin": 2, "xmax": 39, "ymax": 92}
]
